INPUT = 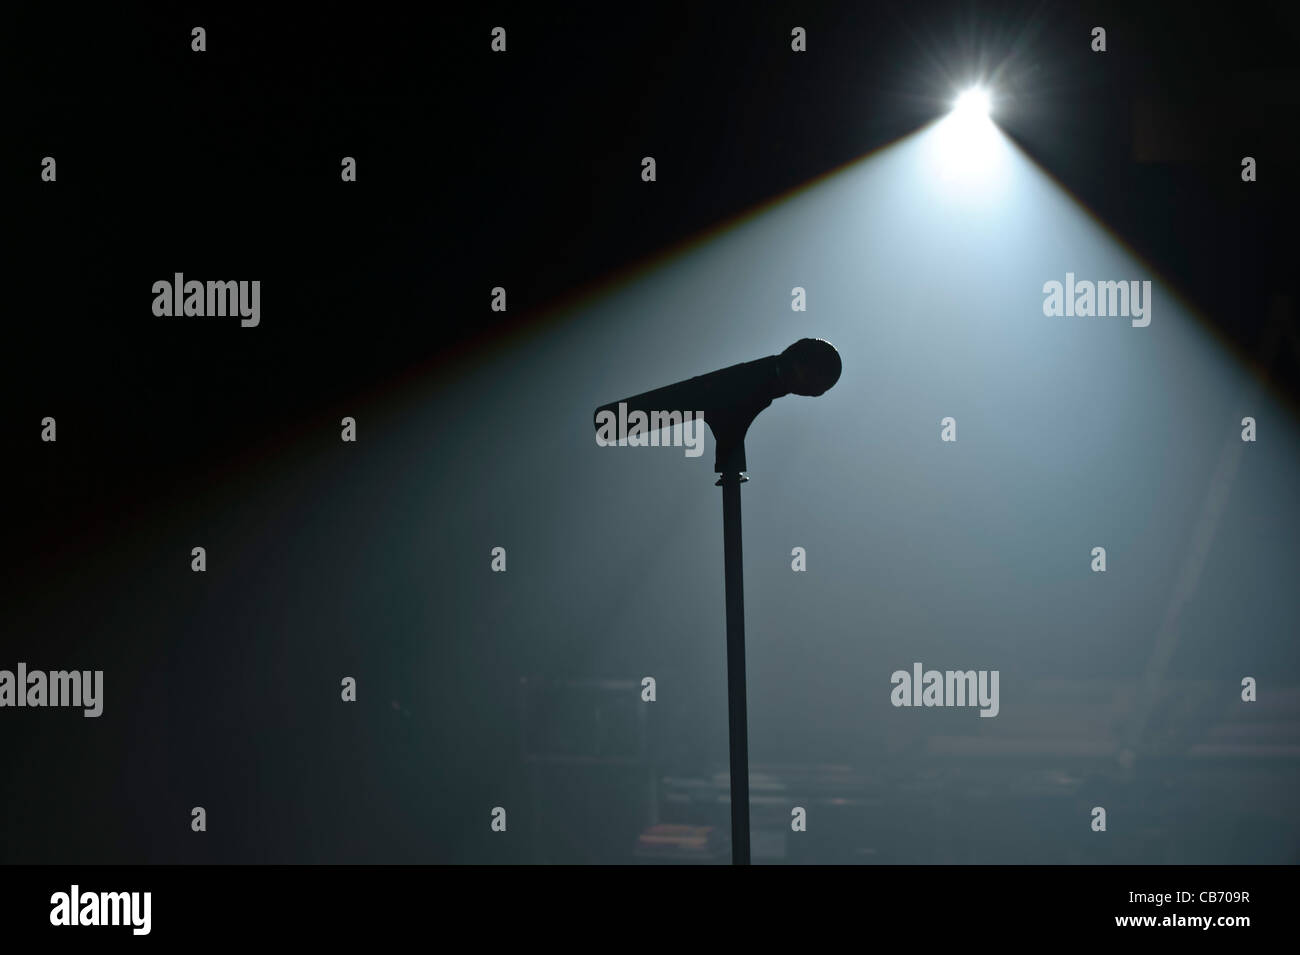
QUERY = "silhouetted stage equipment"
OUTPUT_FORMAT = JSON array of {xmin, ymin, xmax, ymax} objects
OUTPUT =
[{"xmin": 595, "ymin": 338, "xmax": 842, "ymax": 864}]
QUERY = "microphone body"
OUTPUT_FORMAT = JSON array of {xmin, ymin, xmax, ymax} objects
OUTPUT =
[
  {"xmin": 594, "ymin": 338, "xmax": 841, "ymax": 472},
  {"xmin": 593, "ymin": 356, "xmax": 782, "ymax": 432}
]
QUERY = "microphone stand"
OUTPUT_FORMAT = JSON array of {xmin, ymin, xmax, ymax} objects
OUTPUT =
[
  {"xmin": 706, "ymin": 397, "xmax": 773, "ymax": 866},
  {"xmin": 596, "ymin": 339, "xmax": 840, "ymax": 867}
]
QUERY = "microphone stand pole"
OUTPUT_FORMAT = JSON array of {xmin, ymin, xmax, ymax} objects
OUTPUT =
[
  {"xmin": 707, "ymin": 399, "xmax": 771, "ymax": 867},
  {"xmin": 718, "ymin": 467, "xmax": 750, "ymax": 865}
]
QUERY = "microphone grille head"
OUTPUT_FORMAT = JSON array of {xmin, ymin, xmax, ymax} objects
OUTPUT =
[{"xmin": 779, "ymin": 338, "xmax": 842, "ymax": 396}]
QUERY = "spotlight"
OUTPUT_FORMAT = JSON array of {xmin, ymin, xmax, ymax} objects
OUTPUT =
[
  {"xmin": 952, "ymin": 86, "xmax": 992, "ymax": 121},
  {"xmin": 931, "ymin": 84, "xmax": 1003, "ymax": 189}
]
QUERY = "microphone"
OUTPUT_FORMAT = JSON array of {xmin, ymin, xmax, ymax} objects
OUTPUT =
[
  {"xmin": 592, "ymin": 338, "xmax": 842, "ymax": 432},
  {"xmin": 592, "ymin": 339, "xmax": 841, "ymax": 864}
]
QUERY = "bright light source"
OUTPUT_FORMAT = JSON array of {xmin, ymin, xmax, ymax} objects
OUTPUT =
[
  {"xmin": 952, "ymin": 87, "xmax": 991, "ymax": 121},
  {"xmin": 930, "ymin": 85, "xmax": 1004, "ymax": 192}
]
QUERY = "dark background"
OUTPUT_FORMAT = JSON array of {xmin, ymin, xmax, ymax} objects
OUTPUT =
[{"xmin": 3, "ymin": 1, "xmax": 1298, "ymax": 863}]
